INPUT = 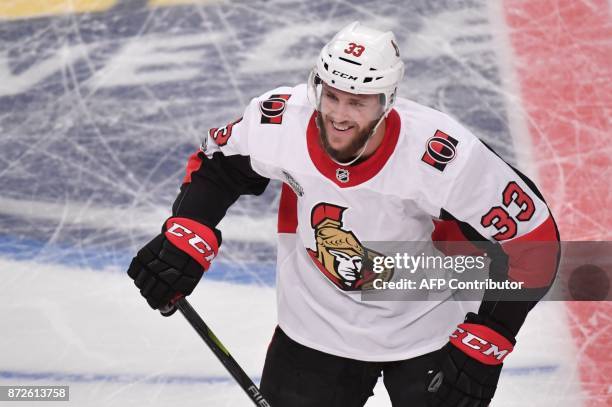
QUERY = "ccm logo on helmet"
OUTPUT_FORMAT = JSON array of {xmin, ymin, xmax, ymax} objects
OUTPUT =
[
  {"xmin": 421, "ymin": 130, "xmax": 459, "ymax": 172},
  {"xmin": 332, "ymin": 70, "xmax": 358, "ymax": 81},
  {"xmin": 167, "ymin": 222, "xmax": 216, "ymax": 262}
]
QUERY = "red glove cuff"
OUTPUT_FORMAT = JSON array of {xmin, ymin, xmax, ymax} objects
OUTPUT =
[
  {"xmin": 449, "ymin": 323, "xmax": 514, "ymax": 365},
  {"xmin": 164, "ymin": 217, "xmax": 219, "ymax": 270}
]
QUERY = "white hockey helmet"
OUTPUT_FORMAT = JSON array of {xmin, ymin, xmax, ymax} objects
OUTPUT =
[{"xmin": 309, "ymin": 21, "xmax": 404, "ymax": 114}]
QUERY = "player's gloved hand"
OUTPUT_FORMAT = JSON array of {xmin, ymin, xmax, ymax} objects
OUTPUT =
[
  {"xmin": 127, "ymin": 217, "xmax": 221, "ymax": 313},
  {"xmin": 427, "ymin": 312, "xmax": 515, "ymax": 407}
]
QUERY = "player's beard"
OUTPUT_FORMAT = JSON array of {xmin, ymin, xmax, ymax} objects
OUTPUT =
[{"xmin": 316, "ymin": 115, "xmax": 378, "ymax": 164}]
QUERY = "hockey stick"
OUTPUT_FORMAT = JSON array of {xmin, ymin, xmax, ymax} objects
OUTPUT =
[{"xmin": 163, "ymin": 297, "xmax": 271, "ymax": 407}]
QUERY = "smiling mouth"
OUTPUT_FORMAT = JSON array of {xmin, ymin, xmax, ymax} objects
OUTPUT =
[{"xmin": 331, "ymin": 121, "xmax": 353, "ymax": 132}]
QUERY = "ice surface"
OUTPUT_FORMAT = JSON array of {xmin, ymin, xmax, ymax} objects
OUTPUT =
[
  {"xmin": 0, "ymin": 0, "xmax": 609, "ymax": 406},
  {"xmin": 0, "ymin": 0, "xmax": 519, "ymax": 283},
  {"xmin": 0, "ymin": 258, "xmax": 588, "ymax": 406}
]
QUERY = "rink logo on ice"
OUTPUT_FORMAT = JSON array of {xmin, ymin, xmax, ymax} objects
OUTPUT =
[
  {"xmin": 0, "ymin": 1, "xmax": 226, "ymax": 20},
  {"xmin": 260, "ymin": 94, "xmax": 291, "ymax": 124},
  {"xmin": 421, "ymin": 130, "xmax": 459, "ymax": 172},
  {"xmin": 0, "ymin": 31, "xmax": 227, "ymax": 97}
]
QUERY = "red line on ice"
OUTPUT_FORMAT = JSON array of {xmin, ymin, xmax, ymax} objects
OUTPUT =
[{"xmin": 504, "ymin": 1, "xmax": 612, "ymax": 406}]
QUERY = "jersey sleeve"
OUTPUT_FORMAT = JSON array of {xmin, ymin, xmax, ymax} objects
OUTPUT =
[
  {"xmin": 198, "ymin": 88, "xmax": 296, "ymax": 179},
  {"xmin": 171, "ymin": 95, "xmax": 271, "ymax": 231},
  {"xmin": 436, "ymin": 136, "xmax": 560, "ymax": 337}
]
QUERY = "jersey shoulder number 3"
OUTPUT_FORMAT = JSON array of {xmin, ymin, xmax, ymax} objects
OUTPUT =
[
  {"xmin": 208, "ymin": 117, "xmax": 243, "ymax": 147},
  {"xmin": 481, "ymin": 181, "xmax": 536, "ymax": 241}
]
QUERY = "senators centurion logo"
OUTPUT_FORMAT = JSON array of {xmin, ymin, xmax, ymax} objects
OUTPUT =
[{"xmin": 306, "ymin": 203, "xmax": 393, "ymax": 291}]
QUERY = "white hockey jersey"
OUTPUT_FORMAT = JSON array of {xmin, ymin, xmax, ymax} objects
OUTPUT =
[{"xmin": 199, "ymin": 84, "xmax": 557, "ymax": 361}]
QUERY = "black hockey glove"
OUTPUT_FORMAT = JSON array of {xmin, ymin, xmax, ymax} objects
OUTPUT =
[
  {"xmin": 427, "ymin": 312, "xmax": 516, "ymax": 407},
  {"xmin": 128, "ymin": 217, "xmax": 221, "ymax": 313}
]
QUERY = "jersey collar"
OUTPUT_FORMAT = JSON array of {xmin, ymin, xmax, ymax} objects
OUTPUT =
[{"xmin": 306, "ymin": 109, "xmax": 401, "ymax": 188}]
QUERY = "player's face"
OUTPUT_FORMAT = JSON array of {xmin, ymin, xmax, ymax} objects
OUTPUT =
[{"xmin": 318, "ymin": 84, "xmax": 383, "ymax": 162}]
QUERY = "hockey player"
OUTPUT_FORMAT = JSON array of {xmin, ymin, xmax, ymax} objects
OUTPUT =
[{"xmin": 128, "ymin": 22, "xmax": 560, "ymax": 406}]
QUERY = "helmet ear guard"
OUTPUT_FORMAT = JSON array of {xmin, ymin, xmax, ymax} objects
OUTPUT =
[{"xmin": 307, "ymin": 69, "xmax": 323, "ymax": 111}]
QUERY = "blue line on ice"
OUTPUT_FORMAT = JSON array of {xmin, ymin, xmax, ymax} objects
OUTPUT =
[
  {"xmin": 0, "ymin": 370, "xmax": 259, "ymax": 385},
  {"xmin": 1, "ymin": 364, "xmax": 558, "ymax": 385},
  {"xmin": 0, "ymin": 234, "xmax": 276, "ymax": 285}
]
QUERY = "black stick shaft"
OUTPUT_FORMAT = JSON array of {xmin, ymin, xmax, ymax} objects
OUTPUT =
[{"xmin": 174, "ymin": 298, "xmax": 271, "ymax": 407}]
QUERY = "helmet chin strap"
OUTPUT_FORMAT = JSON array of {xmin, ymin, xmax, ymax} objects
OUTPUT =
[
  {"xmin": 311, "ymin": 76, "xmax": 392, "ymax": 167},
  {"xmin": 321, "ymin": 111, "xmax": 387, "ymax": 167}
]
